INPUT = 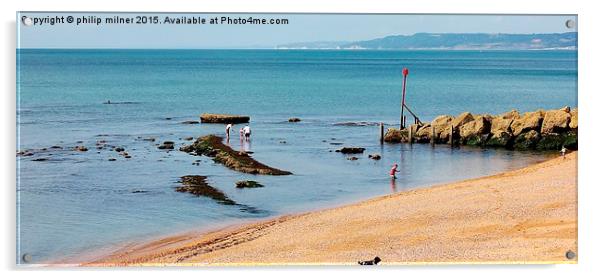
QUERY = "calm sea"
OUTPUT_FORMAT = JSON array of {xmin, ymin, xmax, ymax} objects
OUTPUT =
[{"xmin": 16, "ymin": 49, "xmax": 577, "ymax": 263}]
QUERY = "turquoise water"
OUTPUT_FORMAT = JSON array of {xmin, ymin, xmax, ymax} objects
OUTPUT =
[{"xmin": 16, "ymin": 49, "xmax": 576, "ymax": 264}]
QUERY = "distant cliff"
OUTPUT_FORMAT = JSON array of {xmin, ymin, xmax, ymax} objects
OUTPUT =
[{"xmin": 277, "ymin": 32, "xmax": 577, "ymax": 50}]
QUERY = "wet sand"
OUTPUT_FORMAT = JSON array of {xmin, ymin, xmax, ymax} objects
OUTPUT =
[{"xmin": 88, "ymin": 152, "xmax": 577, "ymax": 266}]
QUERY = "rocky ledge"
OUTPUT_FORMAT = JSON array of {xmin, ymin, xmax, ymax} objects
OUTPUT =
[
  {"xmin": 200, "ymin": 113, "xmax": 250, "ymax": 124},
  {"xmin": 180, "ymin": 135, "xmax": 292, "ymax": 175},
  {"xmin": 385, "ymin": 107, "xmax": 577, "ymax": 151}
]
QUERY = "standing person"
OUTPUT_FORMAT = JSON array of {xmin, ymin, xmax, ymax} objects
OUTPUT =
[
  {"xmin": 225, "ymin": 123, "xmax": 233, "ymax": 139},
  {"xmin": 390, "ymin": 163, "xmax": 400, "ymax": 179},
  {"xmin": 239, "ymin": 127, "xmax": 244, "ymax": 139},
  {"xmin": 243, "ymin": 125, "xmax": 252, "ymax": 141}
]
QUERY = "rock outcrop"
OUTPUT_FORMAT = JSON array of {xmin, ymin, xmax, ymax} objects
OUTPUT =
[
  {"xmin": 180, "ymin": 135, "xmax": 292, "ymax": 175},
  {"xmin": 389, "ymin": 107, "xmax": 577, "ymax": 151},
  {"xmin": 200, "ymin": 113, "xmax": 250, "ymax": 124}
]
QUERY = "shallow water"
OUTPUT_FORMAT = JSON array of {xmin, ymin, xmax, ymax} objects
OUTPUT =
[{"xmin": 16, "ymin": 49, "xmax": 576, "ymax": 263}]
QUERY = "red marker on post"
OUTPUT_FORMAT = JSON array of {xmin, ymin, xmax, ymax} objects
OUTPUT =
[{"xmin": 400, "ymin": 68, "xmax": 409, "ymax": 129}]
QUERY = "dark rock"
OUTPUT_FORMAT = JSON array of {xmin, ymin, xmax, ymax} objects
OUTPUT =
[
  {"xmin": 50, "ymin": 146, "xmax": 62, "ymax": 149},
  {"xmin": 336, "ymin": 147, "xmax": 365, "ymax": 154},
  {"xmin": 329, "ymin": 142, "xmax": 343, "ymax": 145},
  {"xmin": 347, "ymin": 156, "xmax": 359, "ymax": 160},
  {"xmin": 32, "ymin": 158, "xmax": 48, "ymax": 161},
  {"xmin": 536, "ymin": 132, "xmax": 578, "ymax": 151},
  {"xmin": 288, "ymin": 117, "xmax": 301, "ymax": 122},
  {"xmin": 115, "ymin": 147, "xmax": 125, "ymax": 152},
  {"xmin": 182, "ymin": 120, "xmax": 200, "ymax": 124},
  {"xmin": 368, "ymin": 154, "xmax": 381, "ymax": 160},
  {"xmin": 513, "ymin": 130, "xmax": 541, "ymax": 150},
  {"xmin": 235, "ymin": 180, "xmax": 264, "ymax": 188},
  {"xmin": 143, "ymin": 137, "xmax": 156, "ymax": 142},
  {"xmin": 184, "ymin": 137, "xmax": 194, "ymax": 141},
  {"xmin": 124, "ymin": 155, "xmax": 132, "ymax": 159},
  {"xmin": 108, "ymin": 158, "xmax": 116, "ymax": 161},
  {"xmin": 486, "ymin": 131, "xmax": 513, "ymax": 148}
]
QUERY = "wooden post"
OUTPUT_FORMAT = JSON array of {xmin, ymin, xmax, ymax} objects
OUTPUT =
[
  {"xmin": 430, "ymin": 124, "xmax": 436, "ymax": 145},
  {"xmin": 379, "ymin": 122, "xmax": 384, "ymax": 144},
  {"xmin": 408, "ymin": 125, "xmax": 413, "ymax": 144},
  {"xmin": 400, "ymin": 68, "xmax": 409, "ymax": 129},
  {"xmin": 403, "ymin": 116, "xmax": 407, "ymax": 129}
]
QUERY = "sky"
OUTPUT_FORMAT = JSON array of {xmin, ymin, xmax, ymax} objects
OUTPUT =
[{"xmin": 17, "ymin": 13, "xmax": 577, "ymax": 49}]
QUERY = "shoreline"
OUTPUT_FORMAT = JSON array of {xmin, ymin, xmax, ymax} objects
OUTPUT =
[{"xmin": 85, "ymin": 152, "xmax": 577, "ymax": 266}]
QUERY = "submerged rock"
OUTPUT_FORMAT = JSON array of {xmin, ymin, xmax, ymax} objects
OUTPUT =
[
  {"xmin": 336, "ymin": 147, "xmax": 365, "ymax": 154},
  {"xmin": 158, "ymin": 141, "xmax": 175, "ymax": 150},
  {"xmin": 182, "ymin": 120, "xmax": 199, "ymax": 124},
  {"xmin": 200, "ymin": 113, "xmax": 250, "ymax": 124},
  {"xmin": 288, "ymin": 117, "xmax": 301, "ymax": 122},
  {"xmin": 235, "ymin": 180, "xmax": 264, "ymax": 188},
  {"xmin": 347, "ymin": 156, "xmax": 359, "ymax": 161},
  {"xmin": 180, "ymin": 135, "xmax": 292, "ymax": 175},
  {"xmin": 176, "ymin": 175, "xmax": 236, "ymax": 205}
]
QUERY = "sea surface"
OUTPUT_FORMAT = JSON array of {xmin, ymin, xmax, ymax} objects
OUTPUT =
[{"xmin": 16, "ymin": 49, "xmax": 577, "ymax": 264}]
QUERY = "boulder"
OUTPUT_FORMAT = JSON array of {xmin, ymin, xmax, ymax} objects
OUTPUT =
[
  {"xmin": 384, "ymin": 128, "xmax": 403, "ymax": 143},
  {"xmin": 288, "ymin": 117, "xmax": 301, "ymax": 122},
  {"xmin": 451, "ymin": 112, "xmax": 474, "ymax": 129},
  {"xmin": 500, "ymin": 109, "xmax": 521, "ymax": 120},
  {"xmin": 541, "ymin": 109, "xmax": 571, "ymax": 134},
  {"xmin": 415, "ymin": 124, "xmax": 432, "ymax": 143},
  {"xmin": 459, "ymin": 115, "xmax": 491, "ymax": 145},
  {"xmin": 511, "ymin": 110, "xmax": 544, "ymax": 135},
  {"xmin": 513, "ymin": 130, "xmax": 541, "ymax": 150},
  {"xmin": 384, "ymin": 128, "xmax": 411, "ymax": 143},
  {"xmin": 431, "ymin": 115, "xmax": 454, "ymax": 143},
  {"xmin": 569, "ymin": 108, "xmax": 578, "ymax": 129},
  {"xmin": 486, "ymin": 131, "xmax": 513, "ymax": 148},
  {"xmin": 200, "ymin": 113, "xmax": 250, "ymax": 124},
  {"xmin": 490, "ymin": 117, "xmax": 513, "ymax": 135}
]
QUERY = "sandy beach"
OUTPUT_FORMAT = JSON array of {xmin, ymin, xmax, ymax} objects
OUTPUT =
[{"xmin": 88, "ymin": 152, "xmax": 577, "ymax": 266}]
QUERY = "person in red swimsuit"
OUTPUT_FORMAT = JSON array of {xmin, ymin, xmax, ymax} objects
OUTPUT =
[{"xmin": 390, "ymin": 163, "xmax": 400, "ymax": 179}]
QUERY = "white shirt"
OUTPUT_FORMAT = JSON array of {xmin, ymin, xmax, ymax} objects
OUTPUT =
[{"xmin": 243, "ymin": 126, "xmax": 251, "ymax": 134}]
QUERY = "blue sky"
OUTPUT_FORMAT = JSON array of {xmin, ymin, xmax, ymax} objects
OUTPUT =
[{"xmin": 17, "ymin": 13, "xmax": 577, "ymax": 48}]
